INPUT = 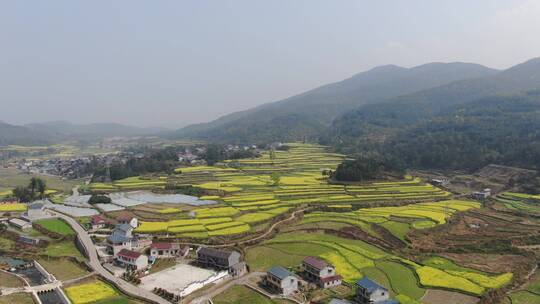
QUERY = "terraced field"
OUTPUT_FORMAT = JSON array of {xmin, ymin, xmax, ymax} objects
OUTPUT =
[
  {"xmin": 301, "ymin": 200, "xmax": 480, "ymax": 241},
  {"xmin": 130, "ymin": 143, "xmax": 452, "ymax": 239},
  {"xmin": 246, "ymin": 232, "xmax": 513, "ymax": 300},
  {"xmin": 495, "ymin": 192, "xmax": 540, "ymax": 215},
  {"xmin": 84, "ymin": 143, "xmax": 514, "ymax": 302}
]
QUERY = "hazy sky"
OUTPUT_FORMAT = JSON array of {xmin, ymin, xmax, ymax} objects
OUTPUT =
[{"xmin": 1, "ymin": 0, "xmax": 540, "ymax": 128}]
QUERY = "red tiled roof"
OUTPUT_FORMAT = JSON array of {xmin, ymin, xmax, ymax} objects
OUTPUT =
[
  {"xmin": 321, "ymin": 275, "xmax": 343, "ymax": 283},
  {"xmin": 303, "ymin": 256, "xmax": 329, "ymax": 270},
  {"xmin": 151, "ymin": 242, "xmax": 172, "ymax": 250},
  {"xmin": 91, "ymin": 215, "xmax": 106, "ymax": 224},
  {"xmin": 117, "ymin": 249, "xmax": 142, "ymax": 259}
]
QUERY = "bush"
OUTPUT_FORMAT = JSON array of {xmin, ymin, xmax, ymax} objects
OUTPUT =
[{"xmin": 88, "ymin": 194, "xmax": 111, "ymax": 204}]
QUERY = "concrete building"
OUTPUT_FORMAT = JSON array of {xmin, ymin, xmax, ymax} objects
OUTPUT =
[
  {"xmin": 21, "ymin": 202, "xmax": 49, "ymax": 222},
  {"xmin": 356, "ymin": 277, "xmax": 398, "ymax": 304},
  {"xmin": 196, "ymin": 247, "xmax": 241, "ymax": 270},
  {"xmin": 430, "ymin": 178, "xmax": 449, "ymax": 187},
  {"xmin": 302, "ymin": 256, "xmax": 342, "ymax": 288},
  {"xmin": 150, "ymin": 242, "xmax": 188, "ymax": 259},
  {"xmin": 107, "ymin": 223, "xmax": 134, "ymax": 256},
  {"xmin": 115, "ymin": 249, "xmax": 148, "ymax": 271},
  {"xmin": 472, "ymin": 188, "xmax": 492, "ymax": 200},
  {"xmin": 8, "ymin": 218, "xmax": 32, "ymax": 230},
  {"xmin": 329, "ymin": 299, "xmax": 352, "ymax": 304},
  {"xmin": 18, "ymin": 235, "xmax": 41, "ymax": 246},
  {"xmin": 265, "ymin": 266, "xmax": 299, "ymax": 296},
  {"xmin": 117, "ymin": 215, "xmax": 138, "ymax": 228}
]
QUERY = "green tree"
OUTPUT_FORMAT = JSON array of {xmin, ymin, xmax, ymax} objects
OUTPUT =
[
  {"xmin": 269, "ymin": 148, "xmax": 276, "ymax": 165},
  {"xmin": 13, "ymin": 186, "xmax": 32, "ymax": 203},
  {"xmin": 36, "ymin": 178, "xmax": 47, "ymax": 199},
  {"xmin": 270, "ymin": 172, "xmax": 281, "ymax": 186},
  {"xmin": 29, "ymin": 177, "xmax": 39, "ymax": 197}
]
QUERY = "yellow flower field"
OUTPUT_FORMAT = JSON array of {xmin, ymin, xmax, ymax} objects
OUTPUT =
[
  {"xmin": 65, "ymin": 281, "xmax": 118, "ymax": 304},
  {"xmin": 0, "ymin": 203, "xmax": 27, "ymax": 212}
]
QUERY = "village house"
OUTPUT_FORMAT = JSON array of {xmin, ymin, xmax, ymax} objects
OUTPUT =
[
  {"xmin": 150, "ymin": 242, "xmax": 188, "ymax": 259},
  {"xmin": 117, "ymin": 215, "xmax": 138, "ymax": 228},
  {"xmin": 107, "ymin": 223, "xmax": 134, "ymax": 255},
  {"xmin": 115, "ymin": 249, "xmax": 148, "ymax": 271},
  {"xmin": 430, "ymin": 178, "xmax": 449, "ymax": 187},
  {"xmin": 90, "ymin": 214, "xmax": 107, "ymax": 230},
  {"xmin": 264, "ymin": 266, "xmax": 299, "ymax": 296},
  {"xmin": 196, "ymin": 247, "xmax": 242, "ymax": 271},
  {"xmin": 131, "ymin": 237, "xmax": 152, "ymax": 251},
  {"xmin": 18, "ymin": 235, "xmax": 42, "ymax": 246},
  {"xmin": 302, "ymin": 256, "xmax": 342, "ymax": 288},
  {"xmin": 329, "ymin": 299, "xmax": 352, "ymax": 304},
  {"xmin": 355, "ymin": 277, "xmax": 398, "ymax": 304},
  {"xmin": 471, "ymin": 188, "xmax": 492, "ymax": 200},
  {"xmin": 8, "ymin": 218, "xmax": 32, "ymax": 231},
  {"xmin": 21, "ymin": 202, "xmax": 49, "ymax": 222}
]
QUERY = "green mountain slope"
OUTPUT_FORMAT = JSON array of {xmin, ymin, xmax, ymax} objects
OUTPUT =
[{"xmin": 171, "ymin": 62, "xmax": 498, "ymax": 143}]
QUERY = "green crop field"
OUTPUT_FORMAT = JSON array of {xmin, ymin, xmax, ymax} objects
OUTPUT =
[
  {"xmin": 496, "ymin": 192, "xmax": 540, "ymax": 215},
  {"xmin": 35, "ymin": 218, "xmax": 75, "ymax": 236},
  {"xmin": 80, "ymin": 143, "xmax": 515, "ymax": 301},
  {"xmin": 246, "ymin": 231, "xmax": 512, "ymax": 299}
]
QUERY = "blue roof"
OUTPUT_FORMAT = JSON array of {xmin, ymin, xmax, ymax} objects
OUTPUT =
[
  {"xmin": 115, "ymin": 223, "xmax": 133, "ymax": 232},
  {"xmin": 378, "ymin": 300, "xmax": 399, "ymax": 304},
  {"xmin": 356, "ymin": 277, "xmax": 388, "ymax": 293},
  {"xmin": 107, "ymin": 234, "xmax": 131, "ymax": 244},
  {"xmin": 329, "ymin": 299, "xmax": 352, "ymax": 304},
  {"xmin": 268, "ymin": 266, "xmax": 294, "ymax": 280}
]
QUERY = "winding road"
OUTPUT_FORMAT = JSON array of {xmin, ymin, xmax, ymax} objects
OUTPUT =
[
  {"xmin": 50, "ymin": 211, "xmax": 171, "ymax": 304},
  {"xmin": 48, "ymin": 207, "xmax": 307, "ymax": 304}
]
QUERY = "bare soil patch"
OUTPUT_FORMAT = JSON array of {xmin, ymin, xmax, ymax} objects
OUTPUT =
[{"xmin": 421, "ymin": 289, "xmax": 479, "ymax": 304}]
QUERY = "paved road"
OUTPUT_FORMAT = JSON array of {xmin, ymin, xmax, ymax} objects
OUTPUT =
[{"xmin": 51, "ymin": 211, "xmax": 171, "ymax": 304}]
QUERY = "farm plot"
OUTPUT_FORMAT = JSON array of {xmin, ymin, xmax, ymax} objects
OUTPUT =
[
  {"xmin": 0, "ymin": 203, "xmax": 27, "ymax": 212},
  {"xmin": 64, "ymin": 280, "xmax": 125, "ymax": 304},
  {"xmin": 300, "ymin": 200, "xmax": 480, "ymax": 241},
  {"xmin": 495, "ymin": 192, "xmax": 540, "ymax": 215},
  {"xmin": 247, "ymin": 231, "xmax": 511, "ymax": 299},
  {"xmin": 35, "ymin": 218, "xmax": 75, "ymax": 236},
  {"xmin": 128, "ymin": 143, "xmax": 457, "ymax": 240}
]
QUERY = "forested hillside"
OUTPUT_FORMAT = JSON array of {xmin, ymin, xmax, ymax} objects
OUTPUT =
[
  {"xmin": 325, "ymin": 58, "xmax": 540, "ymax": 171},
  {"xmin": 171, "ymin": 62, "xmax": 497, "ymax": 143}
]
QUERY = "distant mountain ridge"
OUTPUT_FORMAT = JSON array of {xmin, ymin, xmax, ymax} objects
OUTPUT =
[
  {"xmin": 330, "ymin": 57, "xmax": 540, "ymax": 138},
  {"xmin": 0, "ymin": 121, "xmax": 163, "ymax": 146},
  {"xmin": 171, "ymin": 61, "xmax": 498, "ymax": 143},
  {"xmin": 24, "ymin": 121, "xmax": 163, "ymax": 137}
]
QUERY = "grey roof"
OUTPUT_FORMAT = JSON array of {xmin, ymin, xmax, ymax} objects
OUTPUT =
[
  {"xmin": 197, "ymin": 247, "xmax": 236, "ymax": 259},
  {"xmin": 329, "ymin": 299, "xmax": 352, "ymax": 304},
  {"xmin": 356, "ymin": 277, "xmax": 388, "ymax": 293},
  {"xmin": 107, "ymin": 234, "xmax": 131, "ymax": 244},
  {"xmin": 29, "ymin": 203, "xmax": 44, "ymax": 210},
  {"xmin": 268, "ymin": 266, "xmax": 294, "ymax": 280},
  {"xmin": 378, "ymin": 301, "xmax": 399, "ymax": 304},
  {"xmin": 115, "ymin": 223, "xmax": 133, "ymax": 232}
]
